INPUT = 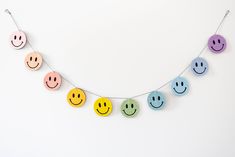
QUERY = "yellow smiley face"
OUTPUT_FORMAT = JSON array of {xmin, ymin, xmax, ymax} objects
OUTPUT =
[
  {"xmin": 67, "ymin": 88, "xmax": 86, "ymax": 107},
  {"xmin": 94, "ymin": 97, "xmax": 112, "ymax": 117}
]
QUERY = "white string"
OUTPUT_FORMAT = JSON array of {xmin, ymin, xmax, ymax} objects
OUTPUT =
[{"xmin": 5, "ymin": 9, "xmax": 230, "ymax": 100}]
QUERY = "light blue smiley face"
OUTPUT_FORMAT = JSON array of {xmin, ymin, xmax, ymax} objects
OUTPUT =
[
  {"xmin": 191, "ymin": 57, "xmax": 208, "ymax": 76},
  {"xmin": 171, "ymin": 77, "xmax": 189, "ymax": 96},
  {"xmin": 147, "ymin": 91, "xmax": 165, "ymax": 110}
]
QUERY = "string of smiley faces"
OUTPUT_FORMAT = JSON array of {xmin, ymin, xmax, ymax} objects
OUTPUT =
[{"xmin": 6, "ymin": 9, "xmax": 230, "ymax": 118}]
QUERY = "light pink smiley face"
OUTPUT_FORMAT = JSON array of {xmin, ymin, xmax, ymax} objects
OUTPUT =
[
  {"xmin": 10, "ymin": 31, "xmax": 27, "ymax": 49},
  {"xmin": 44, "ymin": 72, "xmax": 62, "ymax": 91}
]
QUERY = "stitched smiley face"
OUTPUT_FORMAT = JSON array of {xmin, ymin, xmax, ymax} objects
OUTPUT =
[
  {"xmin": 171, "ymin": 77, "xmax": 189, "ymax": 96},
  {"xmin": 43, "ymin": 72, "xmax": 62, "ymax": 91},
  {"xmin": 208, "ymin": 34, "xmax": 226, "ymax": 53},
  {"xmin": 67, "ymin": 88, "xmax": 86, "ymax": 107},
  {"xmin": 121, "ymin": 99, "xmax": 139, "ymax": 118},
  {"xmin": 191, "ymin": 57, "xmax": 208, "ymax": 76},
  {"xmin": 147, "ymin": 91, "xmax": 165, "ymax": 110},
  {"xmin": 94, "ymin": 97, "xmax": 112, "ymax": 117},
  {"xmin": 10, "ymin": 31, "xmax": 27, "ymax": 49},
  {"xmin": 24, "ymin": 52, "xmax": 43, "ymax": 71}
]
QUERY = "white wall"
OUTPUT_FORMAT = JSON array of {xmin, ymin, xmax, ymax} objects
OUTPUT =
[{"xmin": 0, "ymin": 0, "xmax": 235, "ymax": 157}]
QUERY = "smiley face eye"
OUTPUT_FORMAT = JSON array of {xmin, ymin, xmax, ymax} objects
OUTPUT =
[
  {"xmin": 213, "ymin": 40, "xmax": 215, "ymax": 44},
  {"xmin": 78, "ymin": 94, "xmax": 80, "ymax": 98},
  {"xmin": 72, "ymin": 93, "xmax": 75, "ymax": 98},
  {"xmin": 14, "ymin": 35, "xmax": 17, "ymax": 40},
  {"xmin": 104, "ymin": 102, "xmax": 106, "ymax": 107},
  {"xmin": 201, "ymin": 62, "xmax": 203, "ymax": 66},
  {"xmin": 158, "ymin": 96, "xmax": 160, "ymax": 100},
  {"xmin": 49, "ymin": 76, "xmax": 51, "ymax": 81},
  {"xmin": 30, "ymin": 57, "xmax": 32, "ymax": 61},
  {"xmin": 131, "ymin": 104, "xmax": 134, "ymax": 108},
  {"xmin": 126, "ymin": 104, "xmax": 128, "ymax": 108},
  {"xmin": 54, "ymin": 77, "xmax": 57, "ymax": 81},
  {"xmin": 195, "ymin": 62, "xmax": 198, "ymax": 67},
  {"xmin": 181, "ymin": 82, "xmax": 184, "ymax": 86},
  {"xmin": 152, "ymin": 97, "xmax": 155, "ymax": 101},
  {"xmin": 218, "ymin": 39, "xmax": 221, "ymax": 43},
  {"xmin": 98, "ymin": 103, "xmax": 101, "ymax": 107},
  {"xmin": 35, "ymin": 57, "xmax": 37, "ymax": 62},
  {"xmin": 176, "ymin": 82, "xmax": 179, "ymax": 86},
  {"xmin": 19, "ymin": 36, "xmax": 22, "ymax": 40}
]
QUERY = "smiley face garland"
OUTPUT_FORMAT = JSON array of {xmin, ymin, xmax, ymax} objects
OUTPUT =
[{"xmin": 8, "ymin": 9, "xmax": 229, "ymax": 118}]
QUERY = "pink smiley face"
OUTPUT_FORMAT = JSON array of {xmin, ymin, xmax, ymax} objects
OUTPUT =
[
  {"xmin": 43, "ymin": 72, "xmax": 62, "ymax": 91},
  {"xmin": 10, "ymin": 31, "xmax": 27, "ymax": 49}
]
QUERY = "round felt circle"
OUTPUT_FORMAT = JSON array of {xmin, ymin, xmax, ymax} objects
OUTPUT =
[{"xmin": 10, "ymin": 31, "xmax": 27, "ymax": 49}]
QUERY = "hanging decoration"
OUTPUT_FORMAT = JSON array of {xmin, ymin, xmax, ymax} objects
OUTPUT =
[
  {"xmin": 190, "ymin": 57, "xmax": 208, "ymax": 76},
  {"xmin": 10, "ymin": 31, "xmax": 27, "ymax": 49},
  {"xmin": 147, "ymin": 91, "xmax": 165, "ymax": 110},
  {"xmin": 4, "ymin": 9, "xmax": 230, "ymax": 118},
  {"xmin": 171, "ymin": 77, "xmax": 189, "ymax": 96},
  {"xmin": 24, "ymin": 52, "xmax": 43, "ymax": 71},
  {"xmin": 121, "ymin": 99, "xmax": 139, "ymax": 118},
  {"xmin": 94, "ymin": 97, "xmax": 113, "ymax": 116},
  {"xmin": 208, "ymin": 34, "xmax": 227, "ymax": 53},
  {"xmin": 67, "ymin": 88, "xmax": 87, "ymax": 107},
  {"xmin": 44, "ymin": 72, "xmax": 62, "ymax": 91}
]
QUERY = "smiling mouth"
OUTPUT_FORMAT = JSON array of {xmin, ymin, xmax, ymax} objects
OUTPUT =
[
  {"xmin": 11, "ymin": 40, "xmax": 23, "ymax": 47},
  {"xmin": 26, "ymin": 62, "xmax": 39, "ymax": 69},
  {"xmin": 173, "ymin": 87, "xmax": 187, "ymax": 94},
  {"xmin": 122, "ymin": 109, "xmax": 137, "ymax": 116},
  {"xmin": 97, "ymin": 107, "xmax": 110, "ymax": 115},
  {"xmin": 211, "ymin": 44, "xmax": 224, "ymax": 52},
  {"xmin": 193, "ymin": 67, "xmax": 207, "ymax": 75},
  {"xmin": 46, "ymin": 82, "xmax": 58, "ymax": 89},
  {"xmin": 69, "ymin": 99, "xmax": 83, "ymax": 106},
  {"xmin": 150, "ymin": 101, "xmax": 164, "ymax": 109}
]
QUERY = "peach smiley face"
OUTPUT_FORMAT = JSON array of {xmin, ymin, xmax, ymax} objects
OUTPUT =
[
  {"xmin": 43, "ymin": 72, "xmax": 62, "ymax": 91},
  {"xmin": 24, "ymin": 52, "xmax": 43, "ymax": 71},
  {"xmin": 10, "ymin": 31, "xmax": 27, "ymax": 49}
]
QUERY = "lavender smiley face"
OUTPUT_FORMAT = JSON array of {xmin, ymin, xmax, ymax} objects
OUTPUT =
[{"xmin": 208, "ymin": 34, "xmax": 226, "ymax": 53}]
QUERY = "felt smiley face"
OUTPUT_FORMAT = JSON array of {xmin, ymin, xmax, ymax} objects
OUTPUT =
[
  {"xmin": 10, "ymin": 31, "xmax": 27, "ymax": 49},
  {"xmin": 191, "ymin": 57, "xmax": 208, "ymax": 76},
  {"xmin": 147, "ymin": 91, "xmax": 165, "ymax": 110},
  {"xmin": 121, "ymin": 99, "xmax": 139, "ymax": 118},
  {"xmin": 24, "ymin": 52, "xmax": 43, "ymax": 71},
  {"xmin": 67, "ymin": 88, "xmax": 86, "ymax": 107},
  {"xmin": 43, "ymin": 72, "xmax": 62, "ymax": 91},
  {"xmin": 171, "ymin": 77, "xmax": 189, "ymax": 96},
  {"xmin": 208, "ymin": 34, "xmax": 226, "ymax": 53},
  {"xmin": 94, "ymin": 97, "xmax": 112, "ymax": 117}
]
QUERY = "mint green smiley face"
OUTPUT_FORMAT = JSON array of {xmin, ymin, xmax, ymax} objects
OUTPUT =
[{"xmin": 121, "ymin": 99, "xmax": 139, "ymax": 118}]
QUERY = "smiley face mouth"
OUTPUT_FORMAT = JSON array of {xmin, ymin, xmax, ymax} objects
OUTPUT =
[
  {"xmin": 11, "ymin": 40, "xmax": 24, "ymax": 47},
  {"xmin": 69, "ymin": 99, "xmax": 83, "ymax": 106},
  {"xmin": 193, "ymin": 67, "xmax": 207, "ymax": 75},
  {"xmin": 211, "ymin": 44, "xmax": 224, "ymax": 52},
  {"xmin": 122, "ymin": 109, "xmax": 137, "ymax": 116},
  {"xmin": 46, "ymin": 82, "xmax": 58, "ymax": 89},
  {"xmin": 97, "ymin": 107, "xmax": 110, "ymax": 115},
  {"xmin": 150, "ymin": 101, "xmax": 164, "ymax": 108},
  {"xmin": 173, "ymin": 87, "xmax": 187, "ymax": 94},
  {"xmin": 26, "ymin": 62, "xmax": 39, "ymax": 69}
]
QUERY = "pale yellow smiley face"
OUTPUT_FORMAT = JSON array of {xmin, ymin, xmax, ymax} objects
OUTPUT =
[
  {"xmin": 94, "ymin": 97, "xmax": 112, "ymax": 117},
  {"xmin": 67, "ymin": 88, "xmax": 86, "ymax": 107}
]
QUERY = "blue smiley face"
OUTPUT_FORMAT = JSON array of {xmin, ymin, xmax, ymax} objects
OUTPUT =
[
  {"xmin": 171, "ymin": 77, "xmax": 189, "ymax": 96},
  {"xmin": 191, "ymin": 57, "xmax": 208, "ymax": 76},
  {"xmin": 147, "ymin": 91, "xmax": 165, "ymax": 110}
]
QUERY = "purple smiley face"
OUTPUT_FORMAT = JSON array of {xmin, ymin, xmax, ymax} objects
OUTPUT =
[{"xmin": 208, "ymin": 34, "xmax": 226, "ymax": 53}]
